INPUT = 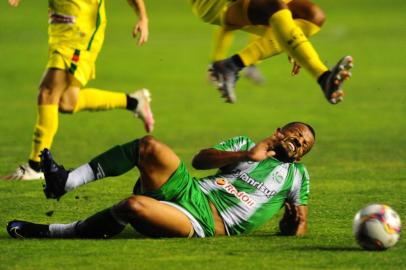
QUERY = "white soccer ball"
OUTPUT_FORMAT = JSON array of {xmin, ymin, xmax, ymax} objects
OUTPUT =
[{"xmin": 353, "ymin": 204, "xmax": 401, "ymax": 250}]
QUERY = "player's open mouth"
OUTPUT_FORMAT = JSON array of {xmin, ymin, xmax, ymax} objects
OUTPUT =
[{"xmin": 286, "ymin": 141, "xmax": 296, "ymax": 153}]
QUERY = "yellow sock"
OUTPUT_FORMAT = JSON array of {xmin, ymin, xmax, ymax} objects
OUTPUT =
[
  {"xmin": 29, "ymin": 105, "xmax": 59, "ymax": 162},
  {"xmin": 270, "ymin": 9, "xmax": 328, "ymax": 78},
  {"xmin": 238, "ymin": 19, "xmax": 321, "ymax": 67},
  {"xmin": 212, "ymin": 27, "xmax": 235, "ymax": 61},
  {"xmin": 239, "ymin": 29, "xmax": 281, "ymax": 66},
  {"xmin": 74, "ymin": 89, "xmax": 127, "ymax": 113},
  {"xmin": 294, "ymin": 19, "xmax": 321, "ymax": 37}
]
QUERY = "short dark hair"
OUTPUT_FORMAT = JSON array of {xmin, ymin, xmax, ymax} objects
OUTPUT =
[{"xmin": 282, "ymin": 122, "xmax": 316, "ymax": 140}]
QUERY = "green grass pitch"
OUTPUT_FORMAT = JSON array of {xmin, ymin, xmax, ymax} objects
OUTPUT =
[{"xmin": 0, "ymin": 0, "xmax": 405, "ymax": 269}]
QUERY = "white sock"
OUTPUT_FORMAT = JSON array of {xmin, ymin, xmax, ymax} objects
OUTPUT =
[
  {"xmin": 49, "ymin": 221, "xmax": 79, "ymax": 238},
  {"xmin": 65, "ymin": 164, "xmax": 95, "ymax": 192}
]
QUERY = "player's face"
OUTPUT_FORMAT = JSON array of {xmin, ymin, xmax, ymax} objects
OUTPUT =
[{"xmin": 278, "ymin": 123, "xmax": 315, "ymax": 161}]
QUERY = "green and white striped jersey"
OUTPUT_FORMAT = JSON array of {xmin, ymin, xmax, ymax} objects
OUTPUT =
[{"xmin": 198, "ymin": 136, "xmax": 310, "ymax": 235}]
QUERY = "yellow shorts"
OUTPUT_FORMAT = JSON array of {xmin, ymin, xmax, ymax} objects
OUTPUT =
[
  {"xmin": 190, "ymin": 0, "xmax": 293, "ymax": 26},
  {"xmin": 190, "ymin": 0, "xmax": 233, "ymax": 25},
  {"xmin": 47, "ymin": 0, "xmax": 107, "ymax": 86}
]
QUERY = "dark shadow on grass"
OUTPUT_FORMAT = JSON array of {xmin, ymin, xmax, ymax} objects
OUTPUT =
[{"xmin": 288, "ymin": 246, "xmax": 361, "ymax": 252}]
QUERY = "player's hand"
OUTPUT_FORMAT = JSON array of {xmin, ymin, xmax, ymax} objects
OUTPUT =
[
  {"xmin": 247, "ymin": 129, "xmax": 284, "ymax": 161},
  {"xmin": 288, "ymin": 56, "xmax": 301, "ymax": 76},
  {"xmin": 8, "ymin": 0, "xmax": 20, "ymax": 7},
  {"xmin": 132, "ymin": 18, "xmax": 149, "ymax": 45}
]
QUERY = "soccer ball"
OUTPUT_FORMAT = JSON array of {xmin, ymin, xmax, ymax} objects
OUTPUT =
[{"xmin": 353, "ymin": 204, "xmax": 401, "ymax": 250}]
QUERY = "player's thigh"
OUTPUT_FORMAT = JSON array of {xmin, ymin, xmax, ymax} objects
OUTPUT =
[
  {"xmin": 117, "ymin": 195, "xmax": 193, "ymax": 238},
  {"xmin": 224, "ymin": 0, "xmax": 251, "ymax": 28},
  {"xmin": 38, "ymin": 68, "xmax": 71, "ymax": 104},
  {"xmin": 138, "ymin": 136, "xmax": 181, "ymax": 191},
  {"xmin": 225, "ymin": 0, "xmax": 288, "ymax": 26}
]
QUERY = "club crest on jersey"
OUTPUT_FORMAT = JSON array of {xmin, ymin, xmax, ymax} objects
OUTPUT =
[{"xmin": 215, "ymin": 178, "xmax": 256, "ymax": 207}]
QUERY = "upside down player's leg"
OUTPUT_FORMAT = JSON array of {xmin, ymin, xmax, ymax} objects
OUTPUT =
[
  {"xmin": 237, "ymin": 17, "xmax": 322, "ymax": 68},
  {"xmin": 211, "ymin": 26, "xmax": 236, "ymax": 62},
  {"xmin": 210, "ymin": 0, "xmax": 352, "ymax": 104},
  {"xmin": 234, "ymin": 0, "xmax": 327, "ymax": 78},
  {"xmin": 209, "ymin": 0, "xmax": 324, "ymax": 102},
  {"xmin": 246, "ymin": 0, "xmax": 352, "ymax": 103},
  {"xmin": 210, "ymin": 26, "xmax": 265, "ymax": 85}
]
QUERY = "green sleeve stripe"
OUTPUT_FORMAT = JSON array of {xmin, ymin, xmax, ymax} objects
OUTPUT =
[{"xmin": 87, "ymin": 0, "xmax": 103, "ymax": 51}]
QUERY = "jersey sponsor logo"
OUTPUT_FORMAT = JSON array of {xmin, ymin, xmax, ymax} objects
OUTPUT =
[
  {"xmin": 215, "ymin": 178, "xmax": 256, "ymax": 207},
  {"xmin": 232, "ymin": 170, "xmax": 276, "ymax": 198}
]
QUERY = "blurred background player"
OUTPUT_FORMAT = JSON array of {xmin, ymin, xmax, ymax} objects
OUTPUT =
[
  {"xmin": 3, "ymin": 0, "xmax": 154, "ymax": 180},
  {"xmin": 210, "ymin": 26, "xmax": 265, "ymax": 85},
  {"xmin": 7, "ymin": 122, "xmax": 315, "ymax": 239},
  {"xmin": 190, "ymin": 0, "xmax": 353, "ymax": 103}
]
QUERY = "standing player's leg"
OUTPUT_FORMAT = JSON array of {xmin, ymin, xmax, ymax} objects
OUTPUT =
[
  {"xmin": 1, "ymin": 68, "xmax": 71, "ymax": 181},
  {"xmin": 2, "ymin": 0, "xmax": 154, "ymax": 181},
  {"xmin": 2, "ymin": 69, "xmax": 154, "ymax": 181},
  {"xmin": 60, "ymin": 85, "xmax": 155, "ymax": 133}
]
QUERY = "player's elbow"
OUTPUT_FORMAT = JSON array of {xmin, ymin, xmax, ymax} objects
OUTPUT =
[
  {"xmin": 191, "ymin": 151, "xmax": 206, "ymax": 169},
  {"xmin": 192, "ymin": 149, "xmax": 213, "ymax": 170}
]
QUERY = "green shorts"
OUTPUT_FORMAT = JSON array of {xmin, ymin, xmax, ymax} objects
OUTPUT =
[{"xmin": 138, "ymin": 162, "xmax": 216, "ymax": 237}]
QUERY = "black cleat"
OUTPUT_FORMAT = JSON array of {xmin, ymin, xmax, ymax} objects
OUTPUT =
[
  {"xmin": 319, "ymin": 55, "xmax": 353, "ymax": 104},
  {"xmin": 209, "ymin": 59, "xmax": 241, "ymax": 103},
  {"xmin": 40, "ymin": 148, "xmax": 68, "ymax": 200},
  {"xmin": 7, "ymin": 220, "xmax": 50, "ymax": 239}
]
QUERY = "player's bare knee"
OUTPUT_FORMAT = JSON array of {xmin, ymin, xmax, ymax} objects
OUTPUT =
[
  {"xmin": 140, "ymin": 135, "xmax": 163, "ymax": 158},
  {"xmin": 291, "ymin": 1, "xmax": 326, "ymax": 27},
  {"xmin": 305, "ymin": 4, "xmax": 325, "ymax": 27},
  {"xmin": 125, "ymin": 195, "xmax": 149, "ymax": 218},
  {"xmin": 38, "ymin": 86, "xmax": 57, "ymax": 104},
  {"xmin": 38, "ymin": 82, "xmax": 68, "ymax": 105}
]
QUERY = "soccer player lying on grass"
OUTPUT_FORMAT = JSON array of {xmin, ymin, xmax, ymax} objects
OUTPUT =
[
  {"xmin": 190, "ymin": 0, "xmax": 353, "ymax": 104},
  {"xmin": 4, "ymin": 0, "xmax": 154, "ymax": 181},
  {"xmin": 7, "ymin": 122, "xmax": 315, "ymax": 239}
]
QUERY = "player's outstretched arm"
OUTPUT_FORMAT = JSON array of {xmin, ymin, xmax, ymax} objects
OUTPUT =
[
  {"xmin": 127, "ymin": 0, "xmax": 149, "ymax": 45},
  {"xmin": 8, "ymin": 0, "xmax": 20, "ymax": 7},
  {"xmin": 279, "ymin": 202, "xmax": 308, "ymax": 236}
]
